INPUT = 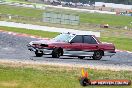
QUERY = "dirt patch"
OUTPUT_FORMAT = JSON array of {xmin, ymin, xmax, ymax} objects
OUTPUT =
[
  {"xmin": 0, "ymin": 59, "xmax": 132, "ymax": 72},
  {"xmin": 0, "ymin": 59, "xmax": 80, "ymax": 72},
  {"xmin": 0, "ymin": 81, "xmax": 18, "ymax": 87}
]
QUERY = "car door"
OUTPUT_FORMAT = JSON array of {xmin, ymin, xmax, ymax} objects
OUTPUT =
[
  {"xmin": 64, "ymin": 35, "xmax": 83, "ymax": 55},
  {"xmin": 82, "ymin": 35, "xmax": 99, "ymax": 51}
]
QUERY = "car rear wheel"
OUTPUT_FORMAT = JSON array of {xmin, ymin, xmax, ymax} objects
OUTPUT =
[
  {"xmin": 52, "ymin": 48, "xmax": 62, "ymax": 58},
  {"xmin": 35, "ymin": 51, "xmax": 43, "ymax": 57},
  {"xmin": 92, "ymin": 51, "xmax": 103, "ymax": 60}
]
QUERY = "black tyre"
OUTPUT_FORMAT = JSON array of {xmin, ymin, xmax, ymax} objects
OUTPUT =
[
  {"xmin": 92, "ymin": 51, "xmax": 103, "ymax": 60},
  {"xmin": 52, "ymin": 48, "xmax": 62, "ymax": 58},
  {"xmin": 78, "ymin": 56, "xmax": 85, "ymax": 59},
  {"xmin": 80, "ymin": 77, "xmax": 90, "ymax": 86},
  {"xmin": 35, "ymin": 51, "xmax": 43, "ymax": 57}
]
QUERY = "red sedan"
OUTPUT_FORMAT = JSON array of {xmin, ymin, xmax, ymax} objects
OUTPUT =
[{"xmin": 27, "ymin": 32, "xmax": 116, "ymax": 60}]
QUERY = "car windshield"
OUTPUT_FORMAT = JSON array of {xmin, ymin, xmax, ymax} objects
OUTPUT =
[{"xmin": 51, "ymin": 33, "xmax": 75, "ymax": 42}]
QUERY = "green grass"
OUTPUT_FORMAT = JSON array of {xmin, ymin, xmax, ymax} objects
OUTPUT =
[
  {"xmin": 0, "ymin": 4, "xmax": 132, "ymax": 28},
  {"xmin": 0, "ymin": 65, "xmax": 79, "ymax": 88},
  {"xmin": 0, "ymin": 5, "xmax": 43, "ymax": 18},
  {"xmin": 0, "ymin": 26, "xmax": 59, "ymax": 38},
  {"xmin": 80, "ymin": 13, "xmax": 132, "ymax": 27},
  {"xmin": 0, "ymin": 64, "xmax": 131, "ymax": 88},
  {"xmin": 0, "ymin": 26, "xmax": 132, "ymax": 51},
  {"xmin": 100, "ymin": 37, "xmax": 132, "ymax": 51}
]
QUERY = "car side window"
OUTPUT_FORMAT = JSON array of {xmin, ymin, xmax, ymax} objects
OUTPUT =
[
  {"xmin": 83, "ymin": 35, "xmax": 97, "ymax": 44},
  {"xmin": 70, "ymin": 35, "xmax": 83, "ymax": 43}
]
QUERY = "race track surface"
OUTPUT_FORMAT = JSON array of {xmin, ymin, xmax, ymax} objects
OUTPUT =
[{"xmin": 0, "ymin": 32, "xmax": 132, "ymax": 71}]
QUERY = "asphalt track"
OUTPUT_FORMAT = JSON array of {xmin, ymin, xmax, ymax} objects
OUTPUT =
[{"xmin": 0, "ymin": 31, "xmax": 132, "ymax": 71}]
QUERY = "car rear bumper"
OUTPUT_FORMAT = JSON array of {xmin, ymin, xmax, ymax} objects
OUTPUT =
[{"xmin": 104, "ymin": 51, "xmax": 116, "ymax": 57}]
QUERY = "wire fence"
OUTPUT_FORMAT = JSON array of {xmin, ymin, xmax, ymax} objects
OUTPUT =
[
  {"xmin": 0, "ymin": 13, "xmax": 80, "ymax": 25},
  {"xmin": 43, "ymin": 12, "xmax": 79, "ymax": 25}
]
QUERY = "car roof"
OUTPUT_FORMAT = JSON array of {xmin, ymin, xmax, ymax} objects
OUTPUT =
[
  {"xmin": 62, "ymin": 30, "xmax": 100, "ymax": 37},
  {"xmin": 62, "ymin": 32, "xmax": 94, "ymax": 36}
]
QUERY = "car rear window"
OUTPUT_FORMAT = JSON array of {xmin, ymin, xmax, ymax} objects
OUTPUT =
[{"xmin": 83, "ymin": 35, "xmax": 97, "ymax": 44}]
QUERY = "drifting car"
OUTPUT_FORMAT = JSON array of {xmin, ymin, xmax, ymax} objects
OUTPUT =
[{"xmin": 27, "ymin": 32, "xmax": 116, "ymax": 60}]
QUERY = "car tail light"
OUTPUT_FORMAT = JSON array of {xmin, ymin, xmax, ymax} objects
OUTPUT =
[{"xmin": 112, "ymin": 44, "xmax": 115, "ymax": 50}]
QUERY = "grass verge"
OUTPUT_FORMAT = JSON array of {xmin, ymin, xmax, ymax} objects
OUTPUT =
[
  {"xmin": 0, "ymin": 26, "xmax": 59, "ymax": 38},
  {"xmin": 0, "ymin": 63, "xmax": 132, "ymax": 88},
  {"xmin": 100, "ymin": 37, "xmax": 132, "ymax": 51},
  {"xmin": 0, "ymin": 5, "xmax": 43, "ymax": 18},
  {"xmin": 0, "ymin": 26, "xmax": 132, "ymax": 51},
  {"xmin": 0, "ymin": 4, "xmax": 132, "ymax": 28}
]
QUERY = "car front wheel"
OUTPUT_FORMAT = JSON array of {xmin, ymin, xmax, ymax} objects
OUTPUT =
[
  {"xmin": 52, "ymin": 48, "xmax": 62, "ymax": 58},
  {"xmin": 92, "ymin": 51, "xmax": 103, "ymax": 60},
  {"xmin": 35, "ymin": 51, "xmax": 43, "ymax": 57}
]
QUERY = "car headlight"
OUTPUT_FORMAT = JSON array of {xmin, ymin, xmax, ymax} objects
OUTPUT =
[
  {"xmin": 29, "ymin": 42, "xmax": 33, "ymax": 45},
  {"xmin": 40, "ymin": 44, "xmax": 48, "ymax": 47}
]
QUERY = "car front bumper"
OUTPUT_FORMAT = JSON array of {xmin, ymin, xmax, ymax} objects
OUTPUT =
[{"xmin": 27, "ymin": 44, "xmax": 53, "ymax": 55}]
